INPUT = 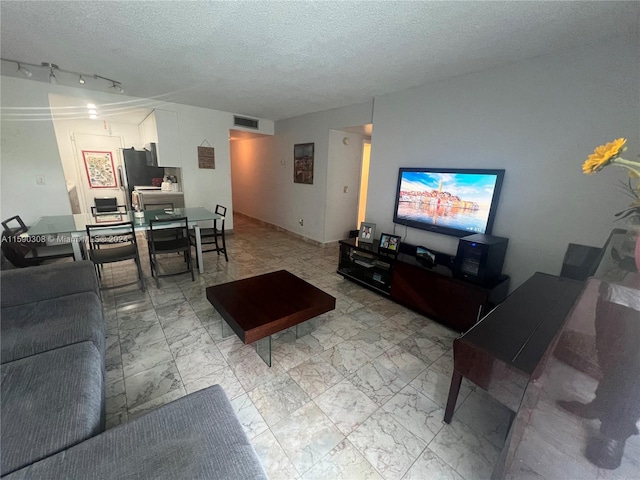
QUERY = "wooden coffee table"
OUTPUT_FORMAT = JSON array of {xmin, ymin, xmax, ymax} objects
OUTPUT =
[{"xmin": 205, "ymin": 270, "xmax": 336, "ymax": 366}]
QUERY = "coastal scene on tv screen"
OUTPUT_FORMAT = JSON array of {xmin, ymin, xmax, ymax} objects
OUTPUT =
[{"xmin": 396, "ymin": 171, "xmax": 499, "ymax": 234}]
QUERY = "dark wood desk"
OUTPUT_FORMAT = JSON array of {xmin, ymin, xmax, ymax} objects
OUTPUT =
[
  {"xmin": 444, "ymin": 272, "xmax": 584, "ymax": 423},
  {"xmin": 206, "ymin": 270, "xmax": 335, "ymax": 365}
]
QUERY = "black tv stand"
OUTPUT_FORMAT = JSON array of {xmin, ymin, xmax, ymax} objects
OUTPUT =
[{"xmin": 337, "ymin": 238, "xmax": 509, "ymax": 332}]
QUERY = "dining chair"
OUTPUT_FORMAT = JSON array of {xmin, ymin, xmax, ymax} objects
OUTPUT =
[
  {"xmin": 1, "ymin": 215, "xmax": 75, "ymax": 268},
  {"xmin": 189, "ymin": 204, "xmax": 228, "ymax": 264},
  {"xmin": 2, "ymin": 215, "xmax": 30, "ymax": 236},
  {"xmin": 93, "ymin": 197, "xmax": 119, "ymax": 213},
  {"xmin": 147, "ymin": 217, "xmax": 194, "ymax": 287},
  {"xmin": 90, "ymin": 204, "xmax": 127, "ymax": 216},
  {"xmin": 85, "ymin": 221, "xmax": 144, "ymax": 291}
]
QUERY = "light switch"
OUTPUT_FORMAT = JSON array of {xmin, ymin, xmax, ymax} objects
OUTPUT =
[{"xmin": 36, "ymin": 175, "xmax": 45, "ymax": 185}]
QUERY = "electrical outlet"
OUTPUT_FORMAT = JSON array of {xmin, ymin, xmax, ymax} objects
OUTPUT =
[
  {"xmin": 299, "ymin": 218, "xmax": 304, "ymax": 226},
  {"xmin": 36, "ymin": 175, "xmax": 45, "ymax": 185}
]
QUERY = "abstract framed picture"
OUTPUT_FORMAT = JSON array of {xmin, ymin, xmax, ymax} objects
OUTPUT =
[
  {"xmin": 82, "ymin": 150, "xmax": 117, "ymax": 188},
  {"xmin": 294, "ymin": 143, "xmax": 314, "ymax": 184}
]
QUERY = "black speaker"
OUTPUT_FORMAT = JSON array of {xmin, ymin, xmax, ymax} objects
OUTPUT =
[
  {"xmin": 454, "ymin": 233, "xmax": 508, "ymax": 284},
  {"xmin": 560, "ymin": 243, "xmax": 602, "ymax": 281}
]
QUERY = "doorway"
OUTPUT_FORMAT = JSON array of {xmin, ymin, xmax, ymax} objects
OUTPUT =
[
  {"xmin": 70, "ymin": 133, "xmax": 126, "ymax": 214},
  {"xmin": 357, "ymin": 141, "xmax": 371, "ymax": 227}
]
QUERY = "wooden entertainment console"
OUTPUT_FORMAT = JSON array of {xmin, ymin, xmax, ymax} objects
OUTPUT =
[{"xmin": 337, "ymin": 238, "xmax": 510, "ymax": 332}]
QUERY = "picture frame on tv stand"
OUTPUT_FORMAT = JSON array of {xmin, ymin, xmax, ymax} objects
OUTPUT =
[
  {"xmin": 358, "ymin": 222, "xmax": 376, "ymax": 244},
  {"xmin": 416, "ymin": 246, "xmax": 436, "ymax": 268},
  {"xmin": 379, "ymin": 233, "xmax": 401, "ymax": 256}
]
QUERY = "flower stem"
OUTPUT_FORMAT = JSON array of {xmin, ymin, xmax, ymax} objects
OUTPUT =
[{"xmin": 612, "ymin": 157, "xmax": 640, "ymax": 178}]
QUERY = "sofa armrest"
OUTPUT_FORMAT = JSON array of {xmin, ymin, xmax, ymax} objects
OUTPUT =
[{"xmin": 1, "ymin": 261, "xmax": 99, "ymax": 308}]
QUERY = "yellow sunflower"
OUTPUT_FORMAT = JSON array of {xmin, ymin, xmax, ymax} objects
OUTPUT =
[{"xmin": 582, "ymin": 138, "xmax": 627, "ymax": 174}]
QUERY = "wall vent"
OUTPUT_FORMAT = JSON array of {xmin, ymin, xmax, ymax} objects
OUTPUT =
[{"xmin": 233, "ymin": 116, "xmax": 259, "ymax": 129}]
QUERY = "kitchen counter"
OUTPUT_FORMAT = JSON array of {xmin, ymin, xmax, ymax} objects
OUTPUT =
[
  {"xmin": 132, "ymin": 190, "xmax": 185, "ymax": 210},
  {"xmin": 138, "ymin": 190, "xmax": 183, "ymax": 195}
]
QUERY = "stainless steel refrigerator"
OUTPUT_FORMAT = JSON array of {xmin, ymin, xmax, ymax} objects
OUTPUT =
[{"xmin": 120, "ymin": 147, "xmax": 164, "ymax": 210}]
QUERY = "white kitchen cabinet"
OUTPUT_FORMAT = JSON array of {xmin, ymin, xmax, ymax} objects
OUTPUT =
[
  {"xmin": 155, "ymin": 109, "xmax": 181, "ymax": 167},
  {"xmin": 138, "ymin": 109, "xmax": 181, "ymax": 167},
  {"xmin": 139, "ymin": 111, "xmax": 158, "ymax": 145}
]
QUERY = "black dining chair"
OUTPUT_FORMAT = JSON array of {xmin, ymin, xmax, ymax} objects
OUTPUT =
[
  {"xmin": 90, "ymin": 204, "xmax": 127, "ymax": 216},
  {"xmin": 1, "ymin": 215, "xmax": 75, "ymax": 268},
  {"xmin": 85, "ymin": 221, "xmax": 144, "ymax": 291},
  {"xmin": 189, "ymin": 204, "xmax": 228, "ymax": 264},
  {"xmin": 147, "ymin": 217, "xmax": 194, "ymax": 287},
  {"xmin": 92, "ymin": 197, "xmax": 120, "ymax": 214}
]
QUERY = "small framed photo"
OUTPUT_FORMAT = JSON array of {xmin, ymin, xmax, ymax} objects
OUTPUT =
[
  {"xmin": 379, "ymin": 233, "xmax": 401, "ymax": 255},
  {"xmin": 358, "ymin": 222, "xmax": 376, "ymax": 243},
  {"xmin": 416, "ymin": 246, "xmax": 436, "ymax": 267}
]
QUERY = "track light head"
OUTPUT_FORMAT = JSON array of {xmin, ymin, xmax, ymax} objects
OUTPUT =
[
  {"xmin": 110, "ymin": 81, "xmax": 124, "ymax": 94},
  {"xmin": 17, "ymin": 63, "xmax": 32, "ymax": 77},
  {"xmin": 41, "ymin": 62, "xmax": 59, "ymax": 84},
  {"xmin": 78, "ymin": 75, "xmax": 85, "ymax": 84}
]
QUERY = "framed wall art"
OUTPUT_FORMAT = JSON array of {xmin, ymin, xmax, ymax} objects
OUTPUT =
[
  {"xmin": 294, "ymin": 143, "xmax": 314, "ymax": 184},
  {"xmin": 82, "ymin": 150, "xmax": 117, "ymax": 188}
]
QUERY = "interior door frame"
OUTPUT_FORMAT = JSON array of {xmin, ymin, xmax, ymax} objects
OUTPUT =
[{"xmin": 70, "ymin": 132, "xmax": 126, "ymax": 215}]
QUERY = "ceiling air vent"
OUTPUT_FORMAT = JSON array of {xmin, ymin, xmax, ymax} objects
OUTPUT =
[{"xmin": 233, "ymin": 116, "xmax": 259, "ymax": 129}]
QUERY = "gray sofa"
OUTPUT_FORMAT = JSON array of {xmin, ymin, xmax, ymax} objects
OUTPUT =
[
  {"xmin": 1, "ymin": 261, "xmax": 267, "ymax": 479},
  {"xmin": 1, "ymin": 261, "xmax": 106, "ymax": 476}
]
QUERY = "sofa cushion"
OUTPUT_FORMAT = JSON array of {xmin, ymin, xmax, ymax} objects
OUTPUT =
[
  {"xmin": 1, "ymin": 342, "xmax": 104, "ymax": 476},
  {"xmin": 5, "ymin": 385, "xmax": 268, "ymax": 480},
  {"xmin": 0, "ymin": 261, "xmax": 99, "ymax": 309},
  {"xmin": 0, "ymin": 292, "xmax": 104, "ymax": 364}
]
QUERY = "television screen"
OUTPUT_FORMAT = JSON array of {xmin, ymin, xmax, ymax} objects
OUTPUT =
[{"xmin": 393, "ymin": 168, "xmax": 505, "ymax": 237}]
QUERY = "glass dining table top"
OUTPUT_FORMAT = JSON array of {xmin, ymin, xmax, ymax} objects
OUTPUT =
[{"xmin": 27, "ymin": 207, "xmax": 220, "ymax": 235}]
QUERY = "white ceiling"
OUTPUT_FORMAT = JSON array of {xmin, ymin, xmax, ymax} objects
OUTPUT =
[{"xmin": 1, "ymin": 1, "xmax": 638, "ymax": 121}]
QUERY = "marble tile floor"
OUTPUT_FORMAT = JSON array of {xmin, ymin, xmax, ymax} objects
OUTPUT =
[{"xmin": 99, "ymin": 214, "xmax": 513, "ymax": 480}]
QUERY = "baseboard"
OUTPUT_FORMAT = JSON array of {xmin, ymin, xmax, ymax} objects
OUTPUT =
[{"xmin": 233, "ymin": 211, "xmax": 338, "ymax": 249}]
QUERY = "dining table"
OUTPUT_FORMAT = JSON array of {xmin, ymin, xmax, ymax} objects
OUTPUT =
[{"xmin": 26, "ymin": 207, "xmax": 221, "ymax": 274}]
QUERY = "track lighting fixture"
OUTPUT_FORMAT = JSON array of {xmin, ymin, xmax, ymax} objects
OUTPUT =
[
  {"xmin": 0, "ymin": 58, "xmax": 124, "ymax": 93},
  {"xmin": 17, "ymin": 63, "xmax": 32, "ymax": 77},
  {"xmin": 41, "ymin": 62, "xmax": 58, "ymax": 84},
  {"xmin": 110, "ymin": 81, "xmax": 124, "ymax": 94}
]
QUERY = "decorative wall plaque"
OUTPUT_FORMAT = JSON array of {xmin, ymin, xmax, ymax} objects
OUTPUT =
[{"xmin": 198, "ymin": 146, "xmax": 215, "ymax": 169}]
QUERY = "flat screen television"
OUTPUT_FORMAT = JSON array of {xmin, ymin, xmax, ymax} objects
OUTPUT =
[{"xmin": 393, "ymin": 168, "xmax": 505, "ymax": 237}]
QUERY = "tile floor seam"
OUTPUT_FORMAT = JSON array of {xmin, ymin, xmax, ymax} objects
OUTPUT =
[{"xmin": 267, "ymin": 423, "xmax": 306, "ymax": 479}]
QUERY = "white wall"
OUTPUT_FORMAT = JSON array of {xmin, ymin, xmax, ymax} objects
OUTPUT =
[
  {"xmin": 367, "ymin": 34, "xmax": 640, "ymax": 289},
  {"xmin": 231, "ymin": 101, "xmax": 373, "ymax": 242},
  {"xmin": 325, "ymin": 130, "xmax": 367, "ymax": 242},
  {"xmin": 0, "ymin": 76, "xmax": 274, "ymax": 228},
  {"xmin": 1, "ymin": 78, "xmax": 71, "ymax": 224}
]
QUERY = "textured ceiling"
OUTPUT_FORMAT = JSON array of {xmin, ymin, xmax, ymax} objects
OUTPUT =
[{"xmin": 1, "ymin": 1, "xmax": 639, "ymax": 120}]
